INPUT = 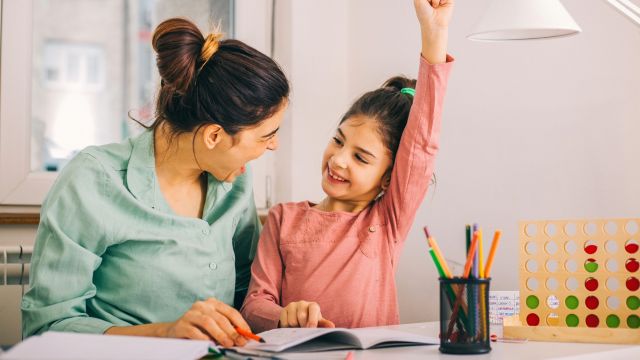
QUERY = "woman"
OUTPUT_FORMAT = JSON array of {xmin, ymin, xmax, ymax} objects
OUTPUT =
[{"xmin": 21, "ymin": 18, "xmax": 289, "ymax": 348}]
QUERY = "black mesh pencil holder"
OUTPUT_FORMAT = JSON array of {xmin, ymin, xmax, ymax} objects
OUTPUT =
[{"xmin": 439, "ymin": 277, "xmax": 491, "ymax": 354}]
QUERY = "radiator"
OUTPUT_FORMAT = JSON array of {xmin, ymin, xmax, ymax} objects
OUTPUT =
[{"xmin": 0, "ymin": 246, "xmax": 32, "ymax": 286}]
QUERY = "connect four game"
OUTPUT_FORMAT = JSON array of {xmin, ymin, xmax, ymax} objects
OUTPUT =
[{"xmin": 503, "ymin": 218, "xmax": 640, "ymax": 344}]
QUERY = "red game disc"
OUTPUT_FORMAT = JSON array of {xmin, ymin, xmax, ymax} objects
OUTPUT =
[
  {"xmin": 585, "ymin": 296, "xmax": 599, "ymax": 310},
  {"xmin": 526, "ymin": 313, "xmax": 540, "ymax": 326},
  {"xmin": 626, "ymin": 258, "xmax": 639, "ymax": 273},
  {"xmin": 585, "ymin": 277, "xmax": 599, "ymax": 291}
]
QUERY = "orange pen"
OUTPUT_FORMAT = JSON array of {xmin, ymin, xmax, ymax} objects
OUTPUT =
[{"xmin": 235, "ymin": 327, "xmax": 266, "ymax": 343}]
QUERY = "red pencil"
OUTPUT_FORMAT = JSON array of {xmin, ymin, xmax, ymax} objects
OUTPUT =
[
  {"xmin": 445, "ymin": 231, "xmax": 480, "ymax": 339},
  {"xmin": 235, "ymin": 327, "xmax": 265, "ymax": 343}
]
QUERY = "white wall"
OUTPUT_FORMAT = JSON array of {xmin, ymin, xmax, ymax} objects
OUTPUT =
[
  {"xmin": 272, "ymin": 0, "xmax": 351, "ymax": 203},
  {"xmin": 273, "ymin": 0, "xmax": 640, "ymax": 323}
]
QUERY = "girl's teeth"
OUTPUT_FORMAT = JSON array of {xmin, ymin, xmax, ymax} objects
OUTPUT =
[{"xmin": 329, "ymin": 169, "xmax": 345, "ymax": 181}]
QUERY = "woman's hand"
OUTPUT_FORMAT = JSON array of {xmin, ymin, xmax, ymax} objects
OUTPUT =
[
  {"xmin": 160, "ymin": 298, "xmax": 251, "ymax": 347},
  {"xmin": 279, "ymin": 301, "xmax": 336, "ymax": 328},
  {"xmin": 414, "ymin": 0, "xmax": 454, "ymax": 31}
]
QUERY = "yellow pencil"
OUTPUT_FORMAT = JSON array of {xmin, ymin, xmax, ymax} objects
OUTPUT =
[
  {"xmin": 484, "ymin": 230, "xmax": 502, "ymax": 278},
  {"xmin": 478, "ymin": 229, "xmax": 484, "ymax": 278},
  {"xmin": 427, "ymin": 236, "xmax": 452, "ymax": 278}
]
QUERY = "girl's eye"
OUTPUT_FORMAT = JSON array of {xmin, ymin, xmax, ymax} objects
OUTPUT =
[
  {"xmin": 355, "ymin": 154, "xmax": 368, "ymax": 164},
  {"xmin": 332, "ymin": 137, "xmax": 343, "ymax": 146}
]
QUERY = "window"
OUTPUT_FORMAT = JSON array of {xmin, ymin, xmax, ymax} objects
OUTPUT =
[
  {"xmin": 1, "ymin": 0, "xmax": 275, "ymax": 207},
  {"xmin": 31, "ymin": 0, "xmax": 233, "ymax": 172}
]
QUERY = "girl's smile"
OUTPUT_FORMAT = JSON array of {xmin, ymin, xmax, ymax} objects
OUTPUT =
[{"xmin": 326, "ymin": 166, "xmax": 349, "ymax": 184}]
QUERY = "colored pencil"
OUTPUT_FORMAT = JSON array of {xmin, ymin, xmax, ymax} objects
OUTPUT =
[
  {"xmin": 465, "ymin": 225, "xmax": 471, "ymax": 253},
  {"xmin": 484, "ymin": 230, "xmax": 502, "ymax": 278},
  {"xmin": 464, "ymin": 230, "xmax": 479, "ymax": 278},
  {"xmin": 465, "ymin": 224, "xmax": 473, "ymax": 338},
  {"xmin": 428, "ymin": 249, "xmax": 469, "ymax": 330},
  {"xmin": 478, "ymin": 228, "xmax": 484, "ymax": 278},
  {"xmin": 428, "ymin": 248, "xmax": 446, "ymax": 278},
  {"xmin": 423, "ymin": 226, "xmax": 431, "ymax": 239},
  {"xmin": 424, "ymin": 233, "xmax": 452, "ymax": 278},
  {"xmin": 446, "ymin": 231, "xmax": 480, "ymax": 339}
]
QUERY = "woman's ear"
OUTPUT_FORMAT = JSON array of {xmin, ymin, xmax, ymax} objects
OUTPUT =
[{"xmin": 201, "ymin": 124, "xmax": 225, "ymax": 149}]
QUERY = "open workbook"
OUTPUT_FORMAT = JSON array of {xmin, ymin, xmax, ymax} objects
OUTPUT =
[{"xmin": 240, "ymin": 327, "xmax": 439, "ymax": 353}]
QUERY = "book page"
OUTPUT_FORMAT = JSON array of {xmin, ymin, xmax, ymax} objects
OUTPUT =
[
  {"xmin": 244, "ymin": 328, "xmax": 361, "ymax": 352},
  {"xmin": 242, "ymin": 327, "xmax": 438, "ymax": 353},
  {"xmin": 347, "ymin": 328, "xmax": 439, "ymax": 349}
]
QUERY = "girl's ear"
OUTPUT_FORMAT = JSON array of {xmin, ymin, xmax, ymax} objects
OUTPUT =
[
  {"xmin": 381, "ymin": 169, "xmax": 392, "ymax": 191},
  {"xmin": 201, "ymin": 124, "xmax": 225, "ymax": 150}
]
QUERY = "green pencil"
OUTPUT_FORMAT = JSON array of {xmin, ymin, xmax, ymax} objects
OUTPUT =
[{"xmin": 429, "ymin": 249, "xmax": 468, "ymax": 332}]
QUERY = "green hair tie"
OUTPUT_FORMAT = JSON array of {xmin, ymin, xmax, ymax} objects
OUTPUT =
[{"xmin": 400, "ymin": 88, "xmax": 415, "ymax": 96}]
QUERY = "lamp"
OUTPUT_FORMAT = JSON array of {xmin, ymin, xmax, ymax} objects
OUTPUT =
[
  {"xmin": 468, "ymin": 0, "xmax": 581, "ymax": 41},
  {"xmin": 468, "ymin": 0, "xmax": 640, "ymax": 42}
]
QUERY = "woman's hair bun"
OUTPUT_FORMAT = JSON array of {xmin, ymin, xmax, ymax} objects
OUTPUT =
[{"xmin": 152, "ymin": 18, "xmax": 205, "ymax": 94}]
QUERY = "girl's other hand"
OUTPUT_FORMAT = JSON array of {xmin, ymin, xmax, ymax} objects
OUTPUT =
[
  {"xmin": 279, "ymin": 301, "xmax": 336, "ymax": 328},
  {"xmin": 414, "ymin": 0, "xmax": 454, "ymax": 31}
]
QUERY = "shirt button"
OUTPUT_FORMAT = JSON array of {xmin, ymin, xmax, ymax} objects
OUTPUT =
[
  {"xmin": 209, "ymin": 262, "xmax": 217, "ymax": 270},
  {"xmin": 368, "ymin": 226, "xmax": 376, "ymax": 233},
  {"xmin": 202, "ymin": 228, "xmax": 210, "ymax": 235}
]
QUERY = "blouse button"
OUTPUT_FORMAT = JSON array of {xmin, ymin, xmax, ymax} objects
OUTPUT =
[
  {"xmin": 368, "ymin": 226, "xmax": 376, "ymax": 233},
  {"xmin": 202, "ymin": 228, "xmax": 210, "ymax": 235},
  {"xmin": 209, "ymin": 262, "xmax": 217, "ymax": 270}
]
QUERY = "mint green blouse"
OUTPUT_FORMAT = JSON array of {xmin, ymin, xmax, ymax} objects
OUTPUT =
[{"xmin": 21, "ymin": 130, "xmax": 261, "ymax": 337}]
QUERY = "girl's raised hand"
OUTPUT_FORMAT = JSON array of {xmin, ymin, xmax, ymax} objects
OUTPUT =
[{"xmin": 413, "ymin": 0, "xmax": 454, "ymax": 31}]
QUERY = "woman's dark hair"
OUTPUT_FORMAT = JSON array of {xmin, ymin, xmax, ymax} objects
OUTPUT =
[
  {"xmin": 339, "ymin": 76, "xmax": 416, "ymax": 161},
  {"xmin": 144, "ymin": 18, "xmax": 289, "ymax": 137}
]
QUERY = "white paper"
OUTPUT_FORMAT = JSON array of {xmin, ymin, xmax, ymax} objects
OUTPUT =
[
  {"xmin": 489, "ymin": 290, "xmax": 520, "ymax": 325},
  {"xmin": 0, "ymin": 332, "xmax": 214, "ymax": 360}
]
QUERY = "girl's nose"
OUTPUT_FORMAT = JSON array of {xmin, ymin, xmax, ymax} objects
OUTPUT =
[{"xmin": 331, "ymin": 151, "xmax": 348, "ymax": 169}]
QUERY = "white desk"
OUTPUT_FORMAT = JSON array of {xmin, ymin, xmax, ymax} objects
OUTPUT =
[
  {"xmin": 328, "ymin": 322, "xmax": 640, "ymax": 360},
  {"xmin": 3, "ymin": 322, "xmax": 638, "ymax": 360}
]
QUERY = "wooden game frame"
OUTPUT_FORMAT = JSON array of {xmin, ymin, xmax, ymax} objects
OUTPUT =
[{"xmin": 503, "ymin": 219, "xmax": 640, "ymax": 344}]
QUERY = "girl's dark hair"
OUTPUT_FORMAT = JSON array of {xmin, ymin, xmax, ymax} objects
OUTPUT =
[
  {"xmin": 339, "ymin": 76, "xmax": 416, "ymax": 161},
  {"xmin": 145, "ymin": 18, "xmax": 289, "ymax": 136}
]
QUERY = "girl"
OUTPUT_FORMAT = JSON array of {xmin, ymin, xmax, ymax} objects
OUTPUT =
[{"xmin": 241, "ymin": 0, "xmax": 454, "ymax": 332}]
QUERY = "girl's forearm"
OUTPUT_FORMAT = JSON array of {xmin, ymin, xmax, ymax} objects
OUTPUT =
[{"xmin": 421, "ymin": 27, "xmax": 448, "ymax": 64}]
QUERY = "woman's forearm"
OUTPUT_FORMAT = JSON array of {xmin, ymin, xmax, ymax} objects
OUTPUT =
[{"xmin": 105, "ymin": 322, "xmax": 170, "ymax": 337}]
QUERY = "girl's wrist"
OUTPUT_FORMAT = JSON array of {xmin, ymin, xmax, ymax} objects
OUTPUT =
[{"xmin": 421, "ymin": 26, "xmax": 449, "ymax": 38}]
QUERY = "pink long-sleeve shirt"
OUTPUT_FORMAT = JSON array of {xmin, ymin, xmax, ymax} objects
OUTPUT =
[{"xmin": 241, "ymin": 55, "xmax": 454, "ymax": 332}]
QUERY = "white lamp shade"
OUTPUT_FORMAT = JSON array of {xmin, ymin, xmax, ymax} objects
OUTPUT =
[{"xmin": 468, "ymin": 0, "xmax": 582, "ymax": 41}]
